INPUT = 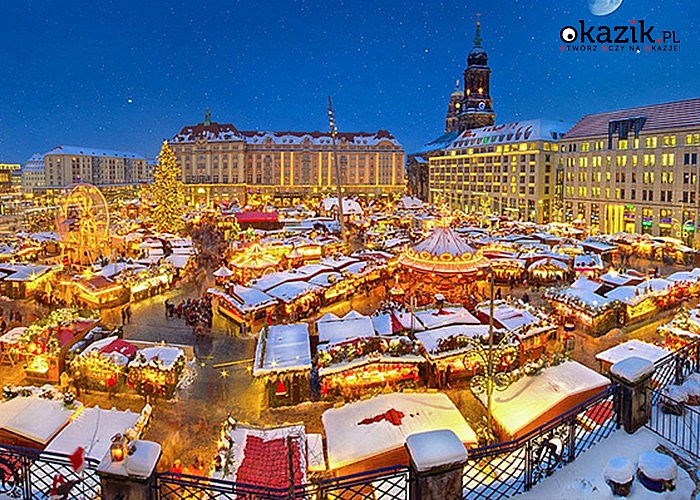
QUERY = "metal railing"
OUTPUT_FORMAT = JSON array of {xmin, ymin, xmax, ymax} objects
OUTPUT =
[
  {"xmin": 155, "ymin": 465, "xmax": 412, "ymax": 500},
  {"xmin": 644, "ymin": 337, "xmax": 700, "ymax": 459},
  {"xmin": 0, "ymin": 444, "xmax": 101, "ymax": 499},
  {"xmin": 647, "ymin": 387, "xmax": 700, "ymax": 459},
  {"xmin": 651, "ymin": 339, "xmax": 700, "ymax": 389},
  {"xmin": 462, "ymin": 385, "xmax": 620, "ymax": 499}
]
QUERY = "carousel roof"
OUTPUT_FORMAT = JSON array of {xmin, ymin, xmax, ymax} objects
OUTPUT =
[
  {"xmin": 230, "ymin": 243, "xmax": 281, "ymax": 270},
  {"xmin": 399, "ymin": 226, "xmax": 490, "ymax": 274}
]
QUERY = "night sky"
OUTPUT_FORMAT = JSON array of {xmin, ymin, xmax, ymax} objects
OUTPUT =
[{"xmin": 1, "ymin": 0, "xmax": 697, "ymax": 163}]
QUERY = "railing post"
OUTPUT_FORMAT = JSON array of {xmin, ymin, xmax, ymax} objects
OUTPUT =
[
  {"xmin": 609, "ymin": 357, "xmax": 654, "ymax": 434},
  {"xmin": 405, "ymin": 430, "xmax": 467, "ymax": 500},
  {"xmin": 524, "ymin": 439, "xmax": 533, "ymax": 491},
  {"xmin": 96, "ymin": 440, "xmax": 162, "ymax": 500}
]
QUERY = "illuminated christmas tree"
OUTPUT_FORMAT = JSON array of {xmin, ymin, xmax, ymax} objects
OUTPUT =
[{"xmin": 151, "ymin": 140, "xmax": 185, "ymax": 234}]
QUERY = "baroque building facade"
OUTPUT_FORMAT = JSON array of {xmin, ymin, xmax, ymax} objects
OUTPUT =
[
  {"xmin": 429, "ymin": 119, "xmax": 568, "ymax": 223},
  {"xmin": 559, "ymin": 98, "xmax": 700, "ymax": 245},
  {"xmin": 169, "ymin": 110, "xmax": 405, "ymax": 207}
]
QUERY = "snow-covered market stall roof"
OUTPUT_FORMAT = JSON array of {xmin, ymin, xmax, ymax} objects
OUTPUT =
[
  {"xmin": 483, "ymin": 361, "xmax": 610, "ymax": 439},
  {"xmin": 595, "ymin": 340, "xmax": 671, "ymax": 368},
  {"xmin": 414, "ymin": 307, "xmax": 480, "ymax": 329},
  {"xmin": 0, "ymin": 397, "xmax": 75, "ymax": 447},
  {"xmin": 322, "ymin": 393, "xmax": 477, "ymax": 472},
  {"xmin": 208, "ymin": 286, "xmax": 278, "ymax": 313},
  {"xmin": 253, "ymin": 323, "xmax": 311, "ymax": 376},
  {"xmin": 399, "ymin": 226, "xmax": 490, "ymax": 275},
  {"xmin": 317, "ymin": 314, "xmax": 376, "ymax": 344},
  {"xmin": 45, "ymin": 405, "xmax": 150, "ymax": 460},
  {"xmin": 415, "ymin": 324, "xmax": 492, "ymax": 359}
]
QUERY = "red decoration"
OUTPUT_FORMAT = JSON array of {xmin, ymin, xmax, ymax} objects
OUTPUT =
[
  {"xmin": 275, "ymin": 379, "xmax": 287, "ymax": 396},
  {"xmin": 69, "ymin": 447, "xmax": 85, "ymax": 474},
  {"xmin": 358, "ymin": 408, "xmax": 405, "ymax": 427}
]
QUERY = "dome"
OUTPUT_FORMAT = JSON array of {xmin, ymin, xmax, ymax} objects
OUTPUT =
[
  {"xmin": 468, "ymin": 46, "xmax": 488, "ymax": 67},
  {"xmin": 399, "ymin": 226, "xmax": 490, "ymax": 274}
]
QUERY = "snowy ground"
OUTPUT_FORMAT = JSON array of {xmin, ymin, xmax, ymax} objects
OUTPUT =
[{"xmin": 515, "ymin": 428, "xmax": 697, "ymax": 499}]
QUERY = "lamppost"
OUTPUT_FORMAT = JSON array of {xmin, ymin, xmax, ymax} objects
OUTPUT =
[
  {"xmin": 462, "ymin": 268, "xmax": 518, "ymax": 444},
  {"xmin": 327, "ymin": 96, "xmax": 347, "ymax": 245}
]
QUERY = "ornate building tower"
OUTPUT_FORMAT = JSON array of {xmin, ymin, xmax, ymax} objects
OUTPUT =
[
  {"xmin": 458, "ymin": 15, "xmax": 495, "ymax": 132},
  {"xmin": 445, "ymin": 81, "xmax": 463, "ymax": 133}
]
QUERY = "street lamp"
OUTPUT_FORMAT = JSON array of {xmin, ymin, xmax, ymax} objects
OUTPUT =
[
  {"xmin": 462, "ymin": 268, "xmax": 518, "ymax": 444},
  {"xmin": 327, "ymin": 96, "xmax": 347, "ymax": 245}
]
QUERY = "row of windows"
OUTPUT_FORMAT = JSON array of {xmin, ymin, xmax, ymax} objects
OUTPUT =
[{"xmin": 564, "ymin": 134, "xmax": 700, "ymax": 152}]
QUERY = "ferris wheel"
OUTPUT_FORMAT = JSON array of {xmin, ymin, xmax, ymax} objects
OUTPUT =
[{"xmin": 56, "ymin": 183, "xmax": 110, "ymax": 266}]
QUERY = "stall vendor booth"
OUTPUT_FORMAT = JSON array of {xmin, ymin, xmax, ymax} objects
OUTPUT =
[
  {"xmin": 45, "ymin": 405, "xmax": 151, "ymax": 460},
  {"xmin": 482, "ymin": 360, "xmax": 610, "ymax": 442},
  {"xmin": 595, "ymin": 340, "xmax": 671, "ymax": 375},
  {"xmin": 415, "ymin": 324, "xmax": 493, "ymax": 386},
  {"xmin": 253, "ymin": 323, "xmax": 312, "ymax": 408},
  {"xmin": 322, "ymin": 393, "xmax": 477, "ymax": 476},
  {"xmin": 208, "ymin": 285, "xmax": 278, "ymax": 336},
  {"xmin": 0, "ymin": 396, "xmax": 75, "ymax": 450},
  {"xmin": 475, "ymin": 300, "xmax": 557, "ymax": 365},
  {"xmin": 18, "ymin": 308, "xmax": 101, "ymax": 383},
  {"xmin": 70, "ymin": 336, "xmax": 138, "ymax": 392},
  {"xmin": 126, "ymin": 345, "xmax": 186, "ymax": 400},
  {"xmin": 212, "ymin": 420, "xmax": 308, "ymax": 490},
  {"xmin": 0, "ymin": 327, "xmax": 25, "ymax": 366},
  {"xmin": 317, "ymin": 336, "xmax": 424, "ymax": 400}
]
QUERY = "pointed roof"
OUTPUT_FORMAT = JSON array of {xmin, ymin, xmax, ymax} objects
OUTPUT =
[{"xmin": 399, "ymin": 226, "xmax": 490, "ymax": 274}]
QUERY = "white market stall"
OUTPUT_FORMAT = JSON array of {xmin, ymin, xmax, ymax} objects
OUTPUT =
[
  {"xmin": 253, "ymin": 323, "xmax": 312, "ymax": 407},
  {"xmin": 322, "ymin": 393, "xmax": 477, "ymax": 476},
  {"xmin": 483, "ymin": 361, "xmax": 610, "ymax": 441}
]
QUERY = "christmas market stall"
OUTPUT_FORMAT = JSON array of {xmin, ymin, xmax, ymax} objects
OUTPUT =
[
  {"xmin": 212, "ymin": 420, "xmax": 308, "ymax": 491},
  {"xmin": 18, "ymin": 308, "xmax": 101, "ymax": 383},
  {"xmin": 0, "ymin": 390, "xmax": 76, "ymax": 449},
  {"xmin": 595, "ymin": 339, "xmax": 671, "ymax": 375},
  {"xmin": 228, "ymin": 242, "xmax": 281, "ymax": 283},
  {"xmin": 45, "ymin": 404, "xmax": 151, "ymax": 460},
  {"xmin": 605, "ymin": 278, "xmax": 674, "ymax": 325},
  {"xmin": 322, "ymin": 393, "xmax": 477, "ymax": 476},
  {"xmin": 475, "ymin": 299, "xmax": 558, "ymax": 364},
  {"xmin": 658, "ymin": 307, "xmax": 700, "ymax": 351},
  {"xmin": 0, "ymin": 263, "xmax": 59, "ymax": 300},
  {"xmin": 317, "ymin": 335, "xmax": 424, "ymax": 400},
  {"xmin": 126, "ymin": 345, "xmax": 187, "ymax": 400},
  {"xmin": 253, "ymin": 323, "xmax": 311, "ymax": 407},
  {"xmin": 414, "ymin": 324, "xmax": 494, "ymax": 386},
  {"xmin": 70, "ymin": 336, "xmax": 138, "ymax": 392},
  {"xmin": 573, "ymin": 253, "xmax": 604, "ymax": 277},
  {"xmin": 208, "ymin": 285, "xmax": 278, "ymax": 336},
  {"xmin": 481, "ymin": 360, "xmax": 610, "ymax": 441},
  {"xmin": 0, "ymin": 327, "xmax": 25, "ymax": 366},
  {"xmin": 398, "ymin": 225, "xmax": 490, "ymax": 305},
  {"xmin": 543, "ymin": 275, "xmax": 620, "ymax": 336}
]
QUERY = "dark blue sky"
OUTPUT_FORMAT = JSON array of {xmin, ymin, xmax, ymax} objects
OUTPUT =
[{"xmin": 1, "ymin": 0, "xmax": 697, "ymax": 163}]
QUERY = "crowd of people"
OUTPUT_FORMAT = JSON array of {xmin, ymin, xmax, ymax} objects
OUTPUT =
[{"xmin": 165, "ymin": 295, "xmax": 213, "ymax": 335}]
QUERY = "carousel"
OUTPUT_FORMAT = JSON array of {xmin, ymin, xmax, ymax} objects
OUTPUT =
[{"xmin": 398, "ymin": 225, "xmax": 490, "ymax": 305}]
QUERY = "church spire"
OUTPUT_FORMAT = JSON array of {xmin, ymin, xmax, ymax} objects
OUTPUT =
[
  {"xmin": 204, "ymin": 107, "xmax": 212, "ymax": 126},
  {"xmin": 474, "ymin": 13, "xmax": 482, "ymax": 47}
]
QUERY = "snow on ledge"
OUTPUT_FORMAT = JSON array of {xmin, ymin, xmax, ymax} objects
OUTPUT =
[
  {"xmin": 610, "ymin": 357, "xmax": 654, "ymax": 383},
  {"xmin": 405, "ymin": 429, "xmax": 467, "ymax": 472}
]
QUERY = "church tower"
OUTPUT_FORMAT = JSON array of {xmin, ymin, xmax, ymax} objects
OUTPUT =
[
  {"xmin": 445, "ymin": 80, "xmax": 463, "ymax": 133},
  {"xmin": 459, "ymin": 14, "xmax": 495, "ymax": 132}
]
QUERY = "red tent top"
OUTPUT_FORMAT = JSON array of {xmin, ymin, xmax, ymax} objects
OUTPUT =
[
  {"xmin": 56, "ymin": 319, "xmax": 100, "ymax": 348},
  {"xmin": 235, "ymin": 435, "xmax": 303, "ymax": 490},
  {"xmin": 100, "ymin": 338, "xmax": 138, "ymax": 358},
  {"xmin": 234, "ymin": 211, "xmax": 279, "ymax": 223}
]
